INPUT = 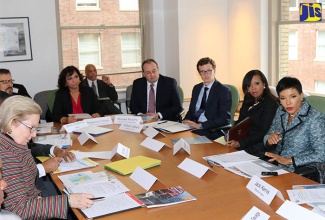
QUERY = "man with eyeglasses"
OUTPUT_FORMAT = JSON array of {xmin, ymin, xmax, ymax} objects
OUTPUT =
[
  {"xmin": 0, "ymin": 69, "xmax": 31, "ymax": 98},
  {"xmin": 183, "ymin": 57, "xmax": 232, "ymax": 139}
]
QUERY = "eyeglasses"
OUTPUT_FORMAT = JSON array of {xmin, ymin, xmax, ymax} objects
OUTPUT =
[
  {"xmin": 199, "ymin": 69, "xmax": 213, "ymax": 75},
  {"xmin": 14, "ymin": 119, "xmax": 38, "ymax": 133},
  {"xmin": 0, "ymin": 79, "xmax": 14, "ymax": 84}
]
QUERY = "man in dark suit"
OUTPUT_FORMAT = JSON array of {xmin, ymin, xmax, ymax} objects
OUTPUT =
[
  {"xmin": 83, "ymin": 64, "xmax": 122, "ymax": 114},
  {"xmin": 0, "ymin": 68, "xmax": 31, "ymax": 97},
  {"xmin": 183, "ymin": 57, "xmax": 232, "ymax": 139},
  {"xmin": 130, "ymin": 59, "xmax": 182, "ymax": 121}
]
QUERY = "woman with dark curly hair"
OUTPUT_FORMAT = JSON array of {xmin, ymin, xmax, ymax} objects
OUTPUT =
[
  {"xmin": 227, "ymin": 70, "xmax": 279, "ymax": 157},
  {"xmin": 52, "ymin": 65, "xmax": 103, "ymax": 124}
]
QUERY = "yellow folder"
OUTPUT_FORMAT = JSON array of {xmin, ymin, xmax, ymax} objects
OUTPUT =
[{"xmin": 105, "ymin": 155, "xmax": 161, "ymax": 175}]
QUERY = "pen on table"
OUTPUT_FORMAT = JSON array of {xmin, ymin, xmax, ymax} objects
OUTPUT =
[
  {"xmin": 90, "ymin": 197, "xmax": 105, "ymax": 201},
  {"xmin": 158, "ymin": 121, "xmax": 167, "ymax": 124}
]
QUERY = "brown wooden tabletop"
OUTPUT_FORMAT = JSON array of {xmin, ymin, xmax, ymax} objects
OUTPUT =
[{"xmin": 50, "ymin": 123, "xmax": 316, "ymax": 220}]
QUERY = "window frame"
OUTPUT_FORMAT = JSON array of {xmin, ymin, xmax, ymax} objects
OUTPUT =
[
  {"xmin": 78, "ymin": 33, "xmax": 102, "ymax": 70},
  {"xmin": 120, "ymin": 32, "xmax": 141, "ymax": 68}
]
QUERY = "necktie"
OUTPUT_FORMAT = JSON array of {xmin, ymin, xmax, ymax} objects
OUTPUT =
[
  {"xmin": 92, "ymin": 81, "xmax": 98, "ymax": 96},
  {"xmin": 194, "ymin": 87, "xmax": 209, "ymax": 122},
  {"xmin": 148, "ymin": 84, "xmax": 155, "ymax": 113}
]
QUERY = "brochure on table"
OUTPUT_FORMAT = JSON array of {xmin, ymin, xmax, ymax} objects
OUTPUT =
[
  {"xmin": 58, "ymin": 171, "xmax": 110, "ymax": 188},
  {"xmin": 140, "ymin": 137, "xmax": 170, "ymax": 152}
]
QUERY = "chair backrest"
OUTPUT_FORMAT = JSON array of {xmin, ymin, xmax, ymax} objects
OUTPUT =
[
  {"xmin": 46, "ymin": 89, "xmax": 58, "ymax": 114},
  {"xmin": 33, "ymin": 90, "xmax": 53, "ymax": 120},
  {"xmin": 224, "ymin": 84, "xmax": 240, "ymax": 126},
  {"xmin": 125, "ymin": 85, "xmax": 133, "ymax": 113},
  {"xmin": 177, "ymin": 85, "xmax": 184, "ymax": 103},
  {"xmin": 306, "ymin": 95, "xmax": 325, "ymax": 114}
]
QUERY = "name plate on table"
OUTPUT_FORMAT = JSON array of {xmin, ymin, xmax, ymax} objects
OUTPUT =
[
  {"xmin": 111, "ymin": 143, "xmax": 130, "ymax": 159},
  {"xmin": 114, "ymin": 115, "xmax": 142, "ymax": 124},
  {"xmin": 242, "ymin": 206, "xmax": 270, "ymax": 220},
  {"xmin": 140, "ymin": 137, "xmax": 169, "ymax": 152},
  {"xmin": 78, "ymin": 131, "xmax": 98, "ymax": 145},
  {"xmin": 60, "ymin": 120, "xmax": 88, "ymax": 133},
  {"xmin": 173, "ymin": 138, "xmax": 191, "ymax": 155},
  {"xmin": 178, "ymin": 158, "xmax": 210, "ymax": 178},
  {"xmin": 83, "ymin": 116, "xmax": 113, "ymax": 126},
  {"xmin": 119, "ymin": 123, "xmax": 144, "ymax": 133},
  {"xmin": 246, "ymin": 175, "xmax": 284, "ymax": 205},
  {"xmin": 143, "ymin": 126, "xmax": 166, "ymax": 138},
  {"xmin": 130, "ymin": 166, "xmax": 158, "ymax": 191}
]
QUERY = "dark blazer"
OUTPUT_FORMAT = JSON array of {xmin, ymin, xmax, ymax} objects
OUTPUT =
[
  {"xmin": 185, "ymin": 80, "xmax": 232, "ymax": 130},
  {"xmin": 235, "ymin": 93, "xmax": 279, "ymax": 156},
  {"xmin": 52, "ymin": 86, "xmax": 102, "ymax": 122},
  {"xmin": 83, "ymin": 79, "xmax": 118, "ymax": 101},
  {"xmin": 13, "ymin": 83, "xmax": 31, "ymax": 98},
  {"xmin": 130, "ymin": 75, "xmax": 182, "ymax": 121}
]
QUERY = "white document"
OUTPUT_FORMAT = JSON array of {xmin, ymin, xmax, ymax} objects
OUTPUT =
[
  {"xmin": 119, "ymin": 123, "xmax": 144, "ymax": 133},
  {"xmin": 81, "ymin": 192, "xmax": 142, "ymax": 219},
  {"xmin": 68, "ymin": 113, "xmax": 92, "ymax": 119},
  {"xmin": 130, "ymin": 166, "xmax": 158, "ymax": 191},
  {"xmin": 140, "ymin": 137, "xmax": 166, "ymax": 152},
  {"xmin": 154, "ymin": 121, "xmax": 193, "ymax": 133},
  {"xmin": 74, "ymin": 125, "xmax": 113, "ymax": 136},
  {"xmin": 114, "ymin": 115, "xmax": 142, "ymax": 124},
  {"xmin": 241, "ymin": 206, "xmax": 270, "ymax": 220},
  {"xmin": 83, "ymin": 116, "xmax": 113, "ymax": 126},
  {"xmin": 73, "ymin": 151, "xmax": 112, "ymax": 159},
  {"xmin": 53, "ymin": 158, "xmax": 98, "ymax": 174},
  {"xmin": 33, "ymin": 134, "xmax": 72, "ymax": 147},
  {"xmin": 178, "ymin": 158, "xmax": 210, "ymax": 178},
  {"xmin": 77, "ymin": 131, "xmax": 98, "ymax": 145},
  {"xmin": 143, "ymin": 126, "xmax": 166, "ymax": 138},
  {"xmin": 111, "ymin": 143, "xmax": 130, "ymax": 159},
  {"xmin": 173, "ymin": 138, "xmax": 191, "ymax": 155},
  {"xmin": 287, "ymin": 188, "xmax": 325, "ymax": 204},
  {"xmin": 67, "ymin": 178, "xmax": 130, "ymax": 197},
  {"xmin": 204, "ymin": 150, "xmax": 259, "ymax": 167},
  {"xmin": 276, "ymin": 200, "xmax": 325, "ymax": 220},
  {"xmin": 60, "ymin": 120, "xmax": 89, "ymax": 133},
  {"xmin": 246, "ymin": 175, "xmax": 284, "ymax": 205},
  {"xmin": 38, "ymin": 122, "xmax": 54, "ymax": 127},
  {"xmin": 58, "ymin": 171, "xmax": 110, "ymax": 188},
  {"xmin": 140, "ymin": 115, "xmax": 155, "ymax": 122}
]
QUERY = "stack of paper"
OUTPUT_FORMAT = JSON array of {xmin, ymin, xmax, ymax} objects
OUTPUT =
[
  {"xmin": 105, "ymin": 155, "xmax": 161, "ymax": 175},
  {"xmin": 33, "ymin": 134, "xmax": 72, "ymax": 148},
  {"xmin": 135, "ymin": 186, "xmax": 196, "ymax": 208},
  {"xmin": 153, "ymin": 121, "xmax": 194, "ymax": 133}
]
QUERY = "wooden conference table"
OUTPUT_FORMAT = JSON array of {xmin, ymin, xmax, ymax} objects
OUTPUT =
[{"xmin": 50, "ymin": 122, "xmax": 316, "ymax": 220}]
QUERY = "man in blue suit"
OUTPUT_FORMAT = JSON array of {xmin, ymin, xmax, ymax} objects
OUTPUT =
[
  {"xmin": 130, "ymin": 59, "xmax": 182, "ymax": 121},
  {"xmin": 183, "ymin": 57, "xmax": 232, "ymax": 139}
]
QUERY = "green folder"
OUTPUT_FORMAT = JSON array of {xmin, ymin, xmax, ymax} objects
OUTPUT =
[{"xmin": 105, "ymin": 155, "xmax": 161, "ymax": 175}]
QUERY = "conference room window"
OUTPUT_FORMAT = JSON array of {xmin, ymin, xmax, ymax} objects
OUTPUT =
[
  {"xmin": 289, "ymin": 0, "xmax": 298, "ymax": 11},
  {"xmin": 57, "ymin": 0, "xmax": 143, "ymax": 87},
  {"xmin": 121, "ymin": 32, "xmax": 141, "ymax": 68},
  {"xmin": 119, "ymin": 0, "xmax": 139, "ymax": 11},
  {"xmin": 78, "ymin": 34, "xmax": 101, "ymax": 69},
  {"xmin": 315, "ymin": 80, "xmax": 325, "ymax": 93},
  {"xmin": 278, "ymin": 0, "xmax": 325, "ymax": 95},
  {"xmin": 316, "ymin": 30, "xmax": 325, "ymax": 60},
  {"xmin": 288, "ymin": 30, "xmax": 298, "ymax": 60}
]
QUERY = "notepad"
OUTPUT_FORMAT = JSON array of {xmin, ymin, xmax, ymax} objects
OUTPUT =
[{"xmin": 104, "ymin": 155, "xmax": 161, "ymax": 175}]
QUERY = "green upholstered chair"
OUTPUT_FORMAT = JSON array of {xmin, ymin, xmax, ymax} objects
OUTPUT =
[
  {"xmin": 125, "ymin": 85, "xmax": 133, "ymax": 114},
  {"xmin": 33, "ymin": 90, "xmax": 55, "ymax": 120},
  {"xmin": 306, "ymin": 95, "xmax": 325, "ymax": 114}
]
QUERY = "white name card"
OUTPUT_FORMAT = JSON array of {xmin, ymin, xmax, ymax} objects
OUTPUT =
[
  {"xmin": 119, "ymin": 123, "xmax": 144, "ymax": 133},
  {"xmin": 114, "ymin": 115, "xmax": 142, "ymax": 124},
  {"xmin": 276, "ymin": 200, "xmax": 325, "ymax": 220},
  {"xmin": 173, "ymin": 138, "xmax": 191, "ymax": 155},
  {"xmin": 77, "ymin": 131, "xmax": 98, "ymax": 145},
  {"xmin": 83, "ymin": 116, "xmax": 113, "ymax": 126},
  {"xmin": 143, "ymin": 126, "xmax": 166, "ymax": 138},
  {"xmin": 60, "ymin": 120, "xmax": 89, "ymax": 133},
  {"xmin": 140, "ymin": 137, "xmax": 166, "ymax": 152},
  {"xmin": 110, "ymin": 143, "xmax": 130, "ymax": 159},
  {"xmin": 130, "ymin": 166, "xmax": 158, "ymax": 191},
  {"xmin": 246, "ymin": 175, "xmax": 284, "ymax": 205},
  {"xmin": 178, "ymin": 158, "xmax": 209, "ymax": 178},
  {"xmin": 241, "ymin": 206, "xmax": 270, "ymax": 220}
]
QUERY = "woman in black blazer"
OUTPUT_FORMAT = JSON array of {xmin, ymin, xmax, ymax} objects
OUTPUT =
[
  {"xmin": 227, "ymin": 70, "xmax": 279, "ymax": 157},
  {"xmin": 52, "ymin": 66, "xmax": 103, "ymax": 124}
]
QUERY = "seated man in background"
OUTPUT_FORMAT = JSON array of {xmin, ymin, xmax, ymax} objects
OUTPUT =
[
  {"xmin": 130, "ymin": 59, "xmax": 182, "ymax": 121},
  {"xmin": 183, "ymin": 57, "xmax": 232, "ymax": 140},
  {"xmin": 83, "ymin": 64, "xmax": 122, "ymax": 114},
  {"xmin": 0, "ymin": 68, "xmax": 31, "ymax": 97}
]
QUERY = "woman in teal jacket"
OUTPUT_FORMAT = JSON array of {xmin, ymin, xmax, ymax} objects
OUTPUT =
[{"xmin": 264, "ymin": 77, "xmax": 325, "ymax": 172}]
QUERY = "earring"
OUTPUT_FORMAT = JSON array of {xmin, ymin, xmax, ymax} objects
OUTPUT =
[{"xmin": 7, "ymin": 129, "xmax": 12, "ymax": 134}]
